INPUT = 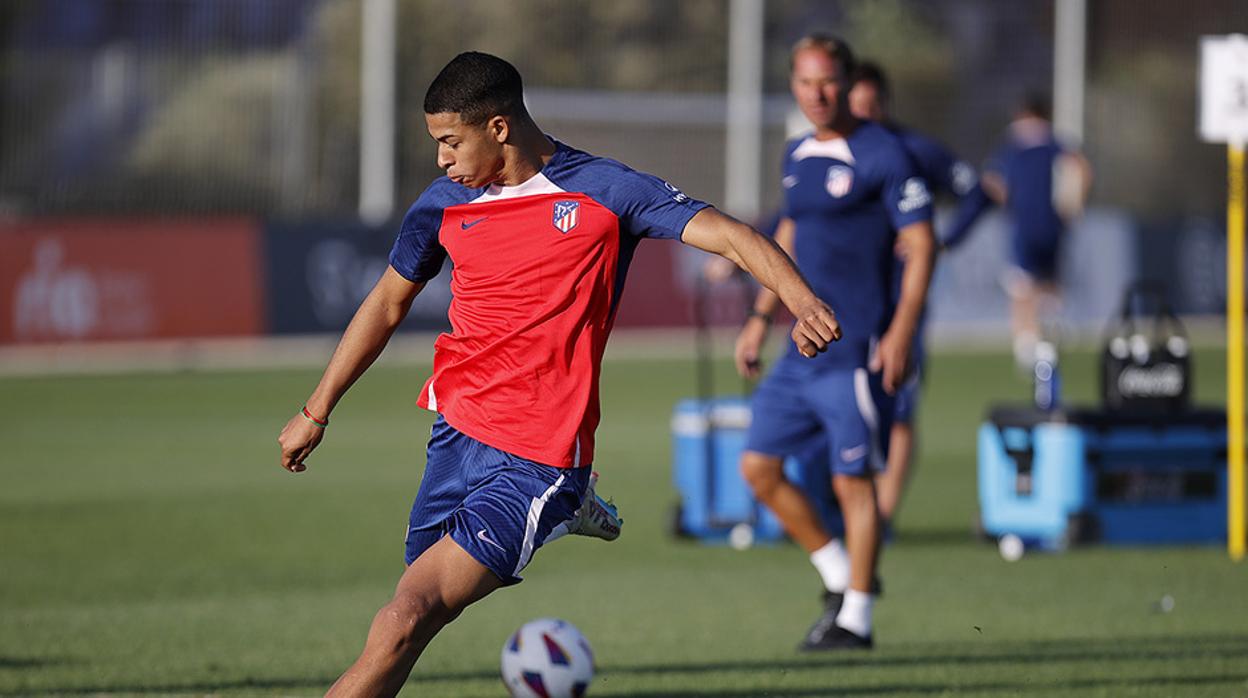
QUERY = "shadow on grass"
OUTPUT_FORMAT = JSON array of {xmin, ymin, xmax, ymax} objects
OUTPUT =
[
  {"xmin": 0, "ymin": 675, "xmax": 340, "ymax": 696},
  {"xmin": 602, "ymin": 634, "xmax": 1248, "ymax": 695},
  {"xmin": 7, "ymin": 634, "xmax": 1245, "ymax": 696},
  {"xmin": 0, "ymin": 669, "xmax": 508, "ymax": 696},
  {"xmin": 598, "ymin": 632, "xmax": 1248, "ymax": 676},
  {"xmin": 601, "ymin": 672, "xmax": 1248, "ymax": 697},
  {"xmin": 0, "ymin": 657, "xmax": 68, "ymax": 670}
]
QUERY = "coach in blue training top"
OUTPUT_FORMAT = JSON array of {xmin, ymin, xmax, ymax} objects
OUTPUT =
[
  {"xmin": 847, "ymin": 60, "xmax": 992, "ymax": 528},
  {"xmin": 736, "ymin": 34, "xmax": 936, "ymax": 650}
]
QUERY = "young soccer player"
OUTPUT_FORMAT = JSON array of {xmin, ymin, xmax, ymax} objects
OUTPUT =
[
  {"xmin": 277, "ymin": 51, "xmax": 841, "ymax": 697},
  {"xmin": 847, "ymin": 61, "xmax": 993, "ymax": 525},
  {"xmin": 736, "ymin": 35, "xmax": 937, "ymax": 650}
]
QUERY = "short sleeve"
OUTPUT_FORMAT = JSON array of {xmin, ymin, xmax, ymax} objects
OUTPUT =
[
  {"xmin": 880, "ymin": 149, "xmax": 933, "ymax": 230},
  {"xmin": 388, "ymin": 184, "xmax": 453, "ymax": 282},
  {"xmin": 923, "ymin": 146, "xmax": 957, "ymax": 194},
  {"xmin": 778, "ymin": 140, "xmax": 799, "ymax": 219},
  {"xmin": 906, "ymin": 131, "xmax": 977, "ymax": 197},
  {"xmin": 608, "ymin": 168, "xmax": 710, "ymax": 240}
]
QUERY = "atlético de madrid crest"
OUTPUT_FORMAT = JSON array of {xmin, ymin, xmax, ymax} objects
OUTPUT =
[
  {"xmin": 553, "ymin": 200, "xmax": 580, "ymax": 233},
  {"xmin": 825, "ymin": 165, "xmax": 853, "ymax": 198}
]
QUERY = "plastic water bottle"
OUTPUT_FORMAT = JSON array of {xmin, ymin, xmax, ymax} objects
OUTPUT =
[{"xmin": 1033, "ymin": 341, "xmax": 1061, "ymax": 411}]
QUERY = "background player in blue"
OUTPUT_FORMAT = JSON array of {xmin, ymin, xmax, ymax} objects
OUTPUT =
[
  {"xmin": 276, "ymin": 52, "xmax": 842, "ymax": 696},
  {"xmin": 848, "ymin": 61, "xmax": 992, "ymax": 527},
  {"xmin": 981, "ymin": 93, "xmax": 1093, "ymax": 369},
  {"xmin": 736, "ymin": 34, "xmax": 936, "ymax": 650}
]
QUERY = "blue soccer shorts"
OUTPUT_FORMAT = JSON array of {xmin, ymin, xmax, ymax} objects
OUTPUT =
[
  {"xmin": 892, "ymin": 337, "xmax": 925, "ymax": 425},
  {"xmin": 403, "ymin": 416, "xmax": 591, "ymax": 585},
  {"xmin": 1010, "ymin": 237, "xmax": 1061, "ymax": 283},
  {"xmin": 745, "ymin": 360, "xmax": 894, "ymax": 478}
]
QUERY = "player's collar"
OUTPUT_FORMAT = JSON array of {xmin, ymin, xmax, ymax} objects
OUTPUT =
[
  {"xmin": 791, "ymin": 135, "xmax": 856, "ymax": 164},
  {"xmin": 474, "ymin": 171, "xmax": 566, "ymax": 202}
]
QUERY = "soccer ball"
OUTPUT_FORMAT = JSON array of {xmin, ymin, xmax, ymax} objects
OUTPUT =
[{"xmin": 500, "ymin": 618, "xmax": 595, "ymax": 698}]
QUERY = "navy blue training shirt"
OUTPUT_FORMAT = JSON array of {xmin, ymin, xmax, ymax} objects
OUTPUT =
[
  {"xmin": 779, "ymin": 121, "xmax": 933, "ymax": 370},
  {"xmin": 986, "ymin": 122, "xmax": 1067, "ymax": 249}
]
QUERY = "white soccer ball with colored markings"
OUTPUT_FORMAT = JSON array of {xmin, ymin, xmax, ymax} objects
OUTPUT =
[{"xmin": 500, "ymin": 618, "xmax": 595, "ymax": 698}]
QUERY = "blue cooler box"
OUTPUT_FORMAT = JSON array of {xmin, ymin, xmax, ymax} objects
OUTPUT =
[
  {"xmin": 978, "ymin": 406, "xmax": 1227, "ymax": 549},
  {"xmin": 671, "ymin": 398, "xmax": 840, "ymax": 543}
]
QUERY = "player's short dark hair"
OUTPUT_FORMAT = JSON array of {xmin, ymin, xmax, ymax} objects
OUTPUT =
[
  {"xmin": 851, "ymin": 61, "xmax": 890, "ymax": 100},
  {"xmin": 424, "ymin": 51, "xmax": 527, "ymax": 125},
  {"xmin": 1019, "ymin": 92, "xmax": 1052, "ymax": 120},
  {"xmin": 790, "ymin": 33, "xmax": 856, "ymax": 78}
]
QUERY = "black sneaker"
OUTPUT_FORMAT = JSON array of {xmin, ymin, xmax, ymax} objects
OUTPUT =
[
  {"xmin": 798, "ymin": 604, "xmax": 841, "ymax": 651},
  {"xmin": 822, "ymin": 589, "xmax": 844, "ymax": 616},
  {"xmin": 798, "ymin": 621, "xmax": 873, "ymax": 651}
]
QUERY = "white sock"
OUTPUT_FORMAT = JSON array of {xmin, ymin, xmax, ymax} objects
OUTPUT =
[
  {"xmin": 809, "ymin": 539, "xmax": 849, "ymax": 593},
  {"xmin": 1013, "ymin": 332, "xmax": 1038, "ymax": 370},
  {"xmin": 836, "ymin": 588, "xmax": 874, "ymax": 638}
]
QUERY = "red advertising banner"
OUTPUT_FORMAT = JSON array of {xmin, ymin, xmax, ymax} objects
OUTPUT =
[{"xmin": 0, "ymin": 218, "xmax": 265, "ymax": 343}]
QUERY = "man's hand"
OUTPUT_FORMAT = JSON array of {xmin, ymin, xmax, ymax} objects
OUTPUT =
[
  {"xmin": 278, "ymin": 412, "xmax": 325, "ymax": 473},
  {"xmin": 735, "ymin": 315, "xmax": 770, "ymax": 379},
  {"xmin": 790, "ymin": 300, "xmax": 842, "ymax": 359},
  {"xmin": 869, "ymin": 327, "xmax": 912, "ymax": 395}
]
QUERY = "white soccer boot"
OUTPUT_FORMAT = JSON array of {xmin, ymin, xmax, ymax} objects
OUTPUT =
[{"xmin": 567, "ymin": 471, "xmax": 623, "ymax": 541}]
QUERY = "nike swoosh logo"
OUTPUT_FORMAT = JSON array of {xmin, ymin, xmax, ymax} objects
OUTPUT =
[
  {"xmin": 840, "ymin": 444, "xmax": 869, "ymax": 463},
  {"xmin": 461, "ymin": 217, "xmax": 488, "ymax": 230},
  {"xmin": 476, "ymin": 528, "xmax": 506, "ymax": 552}
]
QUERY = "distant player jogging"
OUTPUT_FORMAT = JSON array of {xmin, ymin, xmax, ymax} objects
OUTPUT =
[
  {"xmin": 736, "ymin": 35, "xmax": 937, "ymax": 650},
  {"xmin": 981, "ymin": 94, "xmax": 1092, "ymax": 369},
  {"xmin": 847, "ymin": 61, "xmax": 992, "ymax": 526},
  {"xmin": 277, "ymin": 52, "xmax": 841, "ymax": 697}
]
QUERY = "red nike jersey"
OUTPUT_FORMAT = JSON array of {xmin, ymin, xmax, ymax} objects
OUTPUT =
[{"xmin": 390, "ymin": 141, "xmax": 708, "ymax": 467}]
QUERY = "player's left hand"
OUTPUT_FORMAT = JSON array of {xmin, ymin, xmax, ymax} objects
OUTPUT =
[
  {"xmin": 869, "ymin": 328, "xmax": 912, "ymax": 394},
  {"xmin": 277, "ymin": 412, "xmax": 324, "ymax": 473},
  {"xmin": 790, "ymin": 300, "xmax": 841, "ymax": 358}
]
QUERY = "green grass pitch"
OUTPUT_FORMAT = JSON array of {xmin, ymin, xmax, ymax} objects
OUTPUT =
[{"xmin": 1, "ymin": 345, "xmax": 1245, "ymax": 696}]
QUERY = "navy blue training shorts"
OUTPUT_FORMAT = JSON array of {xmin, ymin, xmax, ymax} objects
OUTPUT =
[
  {"xmin": 745, "ymin": 359, "xmax": 894, "ymax": 478},
  {"xmin": 404, "ymin": 416, "xmax": 591, "ymax": 585}
]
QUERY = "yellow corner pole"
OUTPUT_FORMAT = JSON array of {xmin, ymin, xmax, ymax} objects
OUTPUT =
[{"xmin": 1230, "ymin": 140, "xmax": 1246, "ymax": 561}]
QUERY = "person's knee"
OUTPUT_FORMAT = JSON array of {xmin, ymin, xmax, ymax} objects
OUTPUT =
[
  {"xmin": 834, "ymin": 475, "xmax": 877, "ymax": 511},
  {"xmin": 378, "ymin": 590, "xmax": 459, "ymax": 655},
  {"xmin": 740, "ymin": 454, "xmax": 785, "ymax": 496}
]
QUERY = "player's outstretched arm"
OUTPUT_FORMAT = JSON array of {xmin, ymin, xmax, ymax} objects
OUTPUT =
[
  {"xmin": 872, "ymin": 220, "xmax": 936, "ymax": 394},
  {"xmin": 277, "ymin": 266, "xmax": 425, "ymax": 473},
  {"xmin": 681, "ymin": 208, "xmax": 840, "ymax": 372},
  {"xmin": 726, "ymin": 216, "xmax": 795, "ymax": 378}
]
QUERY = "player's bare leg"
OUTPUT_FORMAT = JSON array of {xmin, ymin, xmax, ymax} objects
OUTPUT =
[
  {"xmin": 795, "ymin": 471, "xmax": 878, "ymax": 651},
  {"xmin": 1036, "ymin": 280, "xmax": 1063, "ymax": 332},
  {"xmin": 740, "ymin": 451, "xmax": 831, "ymax": 552},
  {"xmin": 1004, "ymin": 269, "xmax": 1040, "ymax": 370},
  {"xmin": 327, "ymin": 536, "xmax": 503, "ymax": 698},
  {"xmin": 1011, "ymin": 293, "xmax": 1039, "ymax": 369},
  {"xmin": 743, "ymin": 450, "xmax": 860, "ymax": 651},
  {"xmin": 824, "ymin": 473, "xmax": 880, "ymax": 647},
  {"xmin": 876, "ymin": 422, "xmax": 915, "ymax": 524},
  {"xmin": 835, "ymin": 474, "xmax": 881, "ymax": 595}
]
